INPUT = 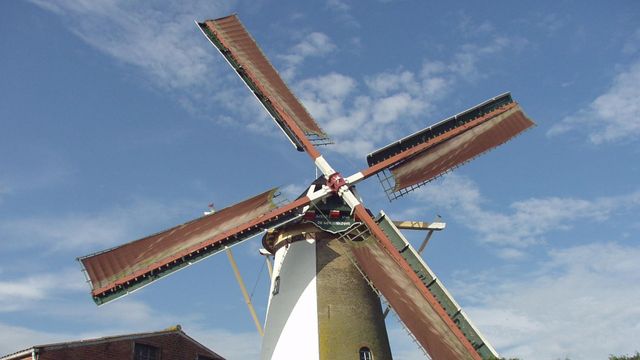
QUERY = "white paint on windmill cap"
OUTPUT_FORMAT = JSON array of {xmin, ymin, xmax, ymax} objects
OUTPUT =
[{"xmin": 427, "ymin": 222, "xmax": 446, "ymax": 230}]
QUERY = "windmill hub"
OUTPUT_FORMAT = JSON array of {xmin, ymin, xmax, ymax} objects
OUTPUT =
[{"xmin": 326, "ymin": 172, "xmax": 347, "ymax": 193}]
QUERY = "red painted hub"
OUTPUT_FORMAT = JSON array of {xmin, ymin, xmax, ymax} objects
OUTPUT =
[{"xmin": 327, "ymin": 172, "xmax": 347, "ymax": 193}]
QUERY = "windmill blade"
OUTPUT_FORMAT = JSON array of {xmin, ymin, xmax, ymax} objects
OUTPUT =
[
  {"xmin": 353, "ymin": 93, "xmax": 534, "ymax": 200},
  {"xmin": 377, "ymin": 212, "xmax": 498, "ymax": 359},
  {"xmin": 197, "ymin": 15, "xmax": 330, "ymax": 154},
  {"xmin": 79, "ymin": 188, "xmax": 311, "ymax": 305},
  {"xmin": 342, "ymin": 207, "xmax": 486, "ymax": 360}
]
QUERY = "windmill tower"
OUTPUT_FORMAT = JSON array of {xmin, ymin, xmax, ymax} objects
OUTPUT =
[{"xmin": 78, "ymin": 14, "xmax": 535, "ymax": 360}]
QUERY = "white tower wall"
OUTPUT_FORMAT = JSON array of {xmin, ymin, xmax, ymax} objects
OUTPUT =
[{"xmin": 261, "ymin": 238, "xmax": 319, "ymax": 360}]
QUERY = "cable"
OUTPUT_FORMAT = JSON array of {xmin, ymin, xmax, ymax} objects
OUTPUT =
[{"xmin": 249, "ymin": 257, "xmax": 266, "ymax": 300}]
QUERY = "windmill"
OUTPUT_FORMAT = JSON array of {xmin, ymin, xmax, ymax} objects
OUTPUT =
[{"xmin": 78, "ymin": 14, "xmax": 535, "ymax": 360}]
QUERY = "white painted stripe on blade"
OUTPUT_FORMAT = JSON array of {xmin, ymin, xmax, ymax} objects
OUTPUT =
[
  {"xmin": 314, "ymin": 156, "xmax": 335, "ymax": 177},
  {"xmin": 345, "ymin": 172, "xmax": 364, "ymax": 185},
  {"xmin": 340, "ymin": 189, "xmax": 361, "ymax": 209}
]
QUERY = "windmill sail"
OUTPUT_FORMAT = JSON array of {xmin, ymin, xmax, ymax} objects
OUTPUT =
[
  {"xmin": 198, "ymin": 15, "xmax": 330, "ymax": 151},
  {"xmin": 79, "ymin": 189, "xmax": 309, "ymax": 305},
  {"xmin": 363, "ymin": 93, "xmax": 535, "ymax": 200},
  {"xmin": 342, "ymin": 212, "xmax": 489, "ymax": 360},
  {"xmin": 376, "ymin": 212, "xmax": 498, "ymax": 359}
]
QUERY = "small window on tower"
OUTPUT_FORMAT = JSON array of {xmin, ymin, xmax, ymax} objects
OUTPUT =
[
  {"xmin": 134, "ymin": 343, "xmax": 159, "ymax": 360},
  {"xmin": 272, "ymin": 275, "xmax": 280, "ymax": 295},
  {"xmin": 359, "ymin": 347, "xmax": 373, "ymax": 360}
]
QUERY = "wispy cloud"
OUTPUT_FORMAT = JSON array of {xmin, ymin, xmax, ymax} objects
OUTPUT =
[
  {"xmin": 29, "ymin": 0, "xmax": 523, "ymax": 156},
  {"xmin": 26, "ymin": 0, "xmax": 280, "ymax": 136},
  {"xmin": 548, "ymin": 59, "xmax": 640, "ymax": 144},
  {"xmin": 26, "ymin": 1, "xmax": 334, "ymax": 142},
  {"xmin": 0, "ymin": 198, "xmax": 201, "ymax": 252},
  {"xmin": 453, "ymin": 242, "xmax": 640, "ymax": 359},
  {"xmin": 296, "ymin": 68, "xmax": 442, "ymax": 156},
  {"xmin": 412, "ymin": 174, "xmax": 640, "ymax": 258},
  {"xmin": 0, "ymin": 322, "xmax": 74, "ymax": 355},
  {"xmin": 0, "ymin": 269, "xmax": 85, "ymax": 312},
  {"xmin": 29, "ymin": 0, "xmax": 230, "ymax": 90},
  {"xmin": 457, "ymin": 13, "xmax": 496, "ymax": 37},
  {"xmin": 324, "ymin": 0, "xmax": 360, "ymax": 28},
  {"xmin": 279, "ymin": 32, "xmax": 337, "ymax": 79},
  {"xmin": 280, "ymin": 183, "xmax": 308, "ymax": 200},
  {"xmin": 444, "ymin": 35, "xmax": 525, "ymax": 80}
]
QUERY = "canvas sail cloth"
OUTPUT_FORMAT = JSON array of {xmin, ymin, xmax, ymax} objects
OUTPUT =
[
  {"xmin": 391, "ymin": 104, "xmax": 532, "ymax": 190},
  {"xmin": 377, "ymin": 212, "xmax": 498, "ymax": 359},
  {"xmin": 199, "ymin": 15, "xmax": 329, "ymax": 147},
  {"xmin": 346, "ymin": 215, "xmax": 488, "ymax": 360},
  {"xmin": 79, "ymin": 189, "xmax": 308, "ymax": 304},
  {"xmin": 366, "ymin": 93, "xmax": 535, "ymax": 199}
]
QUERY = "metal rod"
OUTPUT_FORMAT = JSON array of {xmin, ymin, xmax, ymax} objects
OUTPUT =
[
  {"xmin": 417, "ymin": 230, "xmax": 435, "ymax": 254},
  {"xmin": 265, "ymin": 256, "xmax": 273, "ymax": 280},
  {"xmin": 383, "ymin": 305, "xmax": 391, "ymax": 319},
  {"xmin": 225, "ymin": 248, "xmax": 264, "ymax": 337}
]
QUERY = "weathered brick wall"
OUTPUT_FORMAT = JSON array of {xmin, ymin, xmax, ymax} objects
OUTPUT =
[{"xmin": 35, "ymin": 333, "xmax": 224, "ymax": 360}]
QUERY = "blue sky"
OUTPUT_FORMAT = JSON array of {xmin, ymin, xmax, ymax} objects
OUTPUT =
[{"xmin": 1, "ymin": 1, "xmax": 639, "ymax": 359}]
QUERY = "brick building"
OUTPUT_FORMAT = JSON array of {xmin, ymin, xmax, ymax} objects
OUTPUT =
[{"xmin": 0, "ymin": 325, "xmax": 225, "ymax": 360}]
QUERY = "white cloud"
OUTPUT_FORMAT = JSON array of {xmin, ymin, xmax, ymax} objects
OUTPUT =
[
  {"xmin": 26, "ymin": 1, "xmax": 336, "ymax": 142},
  {"xmin": 293, "ymin": 35, "xmax": 520, "ymax": 159},
  {"xmin": 324, "ymin": 0, "xmax": 359, "ymax": 28},
  {"xmin": 449, "ymin": 36, "xmax": 521, "ymax": 79},
  {"xmin": 548, "ymin": 60, "xmax": 640, "ymax": 144},
  {"xmin": 0, "ymin": 198, "xmax": 201, "ymax": 252},
  {"xmin": 456, "ymin": 13, "xmax": 496, "ymax": 38},
  {"xmin": 414, "ymin": 174, "xmax": 640, "ymax": 255},
  {"xmin": 365, "ymin": 70, "xmax": 421, "ymax": 96},
  {"xmin": 279, "ymin": 32, "xmax": 337, "ymax": 79},
  {"xmin": 0, "ymin": 269, "xmax": 85, "ymax": 312},
  {"xmin": 26, "ymin": 0, "xmax": 280, "ymax": 136},
  {"xmin": 296, "ymin": 69, "xmax": 438, "ymax": 158},
  {"xmin": 454, "ymin": 242, "xmax": 640, "ymax": 359},
  {"xmin": 29, "ymin": 0, "xmax": 230, "ymax": 90},
  {"xmin": 326, "ymin": 0, "xmax": 350, "ymax": 13},
  {"xmin": 0, "ymin": 322, "xmax": 74, "ymax": 356},
  {"xmin": 280, "ymin": 183, "xmax": 307, "ymax": 201}
]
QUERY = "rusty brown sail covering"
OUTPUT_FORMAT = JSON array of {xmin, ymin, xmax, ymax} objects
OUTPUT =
[
  {"xmin": 348, "ymin": 233, "xmax": 481, "ymax": 359},
  {"xmin": 390, "ymin": 103, "xmax": 534, "ymax": 191},
  {"xmin": 199, "ymin": 15, "xmax": 328, "ymax": 145},
  {"xmin": 363, "ymin": 94, "xmax": 535, "ymax": 200},
  {"xmin": 79, "ymin": 188, "xmax": 309, "ymax": 304}
]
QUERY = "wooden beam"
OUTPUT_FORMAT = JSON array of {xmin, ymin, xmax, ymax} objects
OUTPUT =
[{"xmin": 393, "ymin": 221, "xmax": 446, "ymax": 231}]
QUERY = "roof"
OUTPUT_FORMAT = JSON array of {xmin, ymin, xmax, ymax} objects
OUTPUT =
[{"xmin": 0, "ymin": 325, "xmax": 224, "ymax": 360}]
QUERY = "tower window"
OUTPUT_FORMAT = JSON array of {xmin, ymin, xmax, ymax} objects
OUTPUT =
[
  {"xmin": 359, "ymin": 347, "xmax": 373, "ymax": 360},
  {"xmin": 134, "ymin": 343, "xmax": 159, "ymax": 360},
  {"xmin": 272, "ymin": 276, "xmax": 280, "ymax": 295}
]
